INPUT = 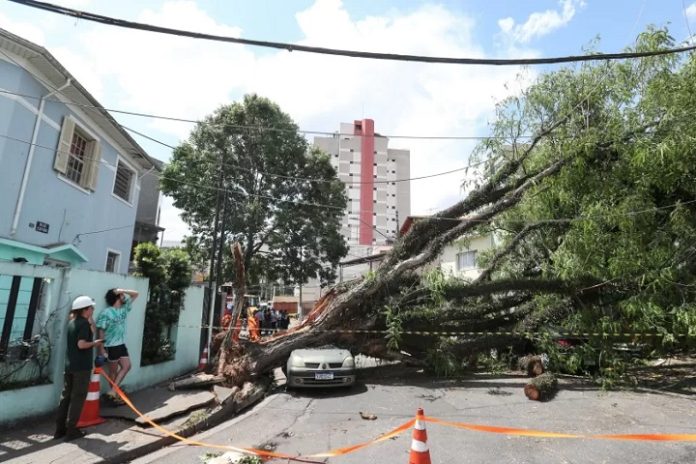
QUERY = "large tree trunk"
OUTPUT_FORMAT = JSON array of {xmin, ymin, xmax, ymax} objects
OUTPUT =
[{"xmin": 212, "ymin": 122, "xmax": 650, "ymax": 387}]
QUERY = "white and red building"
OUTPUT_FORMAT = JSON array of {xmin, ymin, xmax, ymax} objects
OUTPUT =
[
  {"xmin": 292, "ymin": 119, "xmax": 411, "ymax": 309},
  {"xmin": 314, "ymin": 119, "xmax": 410, "ymax": 251}
]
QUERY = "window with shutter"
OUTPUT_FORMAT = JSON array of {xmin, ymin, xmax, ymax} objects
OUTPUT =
[
  {"xmin": 55, "ymin": 116, "xmax": 100, "ymax": 191},
  {"xmin": 113, "ymin": 161, "xmax": 134, "ymax": 202}
]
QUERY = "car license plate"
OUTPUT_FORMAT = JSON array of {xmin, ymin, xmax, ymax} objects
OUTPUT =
[{"xmin": 315, "ymin": 372, "xmax": 334, "ymax": 380}]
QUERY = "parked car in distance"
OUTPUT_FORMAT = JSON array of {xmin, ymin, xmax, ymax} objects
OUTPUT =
[{"xmin": 285, "ymin": 346, "xmax": 355, "ymax": 388}]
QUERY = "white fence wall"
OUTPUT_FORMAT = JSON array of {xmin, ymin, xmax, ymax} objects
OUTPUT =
[{"xmin": 0, "ymin": 262, "xmax": 204, "ymax": 425}]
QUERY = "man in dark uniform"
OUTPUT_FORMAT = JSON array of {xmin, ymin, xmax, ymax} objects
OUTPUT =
[{"xmin": 54, "ymin": 295, "xmax": 103, "ymax": 440}]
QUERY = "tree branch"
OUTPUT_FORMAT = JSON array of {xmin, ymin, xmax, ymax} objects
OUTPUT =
[{"xmin": 474, "ymin": 220, "xmax": 571, "ymax": 283}]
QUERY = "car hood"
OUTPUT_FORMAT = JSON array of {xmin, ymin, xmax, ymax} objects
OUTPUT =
[{"xmin": 290, "ymin": 348, "xmax": 352, "ymax": 363}]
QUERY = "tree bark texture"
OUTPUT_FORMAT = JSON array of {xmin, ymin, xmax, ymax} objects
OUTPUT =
[{"xmin": 518, "ymin": 355, "xmax": 545, "ymax": 377}]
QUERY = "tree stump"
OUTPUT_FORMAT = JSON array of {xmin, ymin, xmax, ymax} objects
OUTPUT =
[
  {"xmin": 524, "ymin": 373, "xmax": 558, "ymax": 401},
  {"xmin": 518, "ymin": 355, "xmax": 545, "ymax": 377}
]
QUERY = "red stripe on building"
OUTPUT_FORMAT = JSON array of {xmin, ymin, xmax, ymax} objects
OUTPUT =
[{"xmin": 356, "ymin": 119, "xmax": 375, "ymax": 245}]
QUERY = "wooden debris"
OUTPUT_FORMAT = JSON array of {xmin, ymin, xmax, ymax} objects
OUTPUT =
[
  {"xmin": 518, "ymin": 355, "xmax": 545, "ymax": 377},
  {"xmin": 524, "ymin": 373, "xmax": 558, "ymax": 401},
  {"xmin": 168, "ymin": 373, "xmax": 224, "ymax": 391}
]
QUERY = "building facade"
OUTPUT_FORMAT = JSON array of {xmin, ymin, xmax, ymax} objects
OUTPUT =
[
  {"xmin": 0, "ymin": 28, "xmax": 158, "ymax": 274},
  {"xmin": 400, "ymin": 215, "xmax": 496, "ymax": 280},
  {"xmin": 314, "ymin": 119, "xmax": 410, "ymax": 251}
]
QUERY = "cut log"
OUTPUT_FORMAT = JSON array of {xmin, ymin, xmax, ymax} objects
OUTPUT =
[
  {"xmin": 168, "ymin": 373, "xmax": 224, "ymax": 391},
  {"xmin": 518, "ymin": 355, "xmax": 545, "ymax": 377},
  {"xmin": 524, "ymin": 373, "xmax": 558, "ymax": 401}
]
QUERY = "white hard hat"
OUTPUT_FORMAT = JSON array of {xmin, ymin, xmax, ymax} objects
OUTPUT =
[{"xmin": 71, "ymin": 295, "xmax": 95, "ymax": 310}]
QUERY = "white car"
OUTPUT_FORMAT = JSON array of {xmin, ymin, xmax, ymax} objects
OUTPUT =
[{"xmin": 285, "ymin": 346, "xmax": 356, "ymax": 388}]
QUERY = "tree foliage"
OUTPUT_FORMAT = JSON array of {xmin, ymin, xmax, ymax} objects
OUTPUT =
[
  {"xmin": 161, "ymin": 95, "xmax": 348, "ymax": 288},
  {"xmin": 214, "ymin": 29, "xmax": 695, "ymax": 388},
  {"xmin": 383, "ymin": 27, "xmax": 696, "ymax": 380},
  {"xmin": 133, "ymin": 243, "xmax": 193, "ymax": 365}
]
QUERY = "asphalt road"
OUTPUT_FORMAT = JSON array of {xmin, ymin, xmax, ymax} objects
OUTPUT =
[{"xmin": 133, "ymin": 365, "xmax": 696, "ymax": 464}]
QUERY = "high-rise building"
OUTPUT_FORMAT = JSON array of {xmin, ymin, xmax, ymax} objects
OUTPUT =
[{"xmin": 314, "ymin": 119, "xmax": 411, "ymax": 251}]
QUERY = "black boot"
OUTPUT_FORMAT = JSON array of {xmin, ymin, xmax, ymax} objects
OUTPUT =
[{"xmin": 65, "ymin": 428, "xmax": 86, "ymax": 441}]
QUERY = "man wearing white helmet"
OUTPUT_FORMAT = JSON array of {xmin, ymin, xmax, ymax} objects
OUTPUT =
[{"xmin": 55, "ymin": 295, "xmax": 103, "ymax": 440}]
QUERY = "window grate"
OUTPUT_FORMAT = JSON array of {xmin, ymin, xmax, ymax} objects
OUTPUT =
[
  {"xmin": 106, "ymin": 252, "xmax": 119, "ymax": 272},
  {"xmin": 65, "ymin": 132, "xmax": 88, "ymax": 183}
]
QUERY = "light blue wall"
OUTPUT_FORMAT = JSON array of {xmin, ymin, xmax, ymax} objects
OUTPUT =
[
  {"xmin": 130, "ymin": 285, "xmax": 204, "ymax": 391},
  {"xmin": 0, "ymin": 262, "xmax": 205, "ymax": 425},
  {"xmin": 0, "ymin": 56, "xmax": 142, "ymax": 274}
]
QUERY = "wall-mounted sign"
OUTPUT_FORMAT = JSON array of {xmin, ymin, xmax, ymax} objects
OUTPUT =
[{"xmin": 35, "ymin": 221, "xmax": 49, "ymax": 234}]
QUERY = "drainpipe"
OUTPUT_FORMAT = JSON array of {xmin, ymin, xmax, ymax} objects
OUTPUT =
[{"xmin": 10, "ymin": 79, "xmax": 72, "ymax": 237}]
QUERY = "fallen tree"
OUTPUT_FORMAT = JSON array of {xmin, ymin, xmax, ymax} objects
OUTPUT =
[{"xmin": 209, "ymin": 29, "xmax": 696, "ymax": 387}]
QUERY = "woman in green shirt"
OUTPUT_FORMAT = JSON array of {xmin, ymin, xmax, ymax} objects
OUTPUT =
[{"xmin": 96, "ymin": 288, "xmax": 139, "ymax": 403}]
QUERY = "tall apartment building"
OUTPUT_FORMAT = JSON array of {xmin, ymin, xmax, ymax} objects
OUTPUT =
[{"xmin": 314, "ymin": 119, "xmax": 411, "ymax": 252}]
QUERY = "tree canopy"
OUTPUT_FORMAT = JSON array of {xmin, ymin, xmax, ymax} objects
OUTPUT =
[
  {"xmin": 215, "ymin": 29, "xmax": 695, "ymax": 386},
  {"xmin": 161, "ymin": 95, "xmax": 348, "ymax": 288}
]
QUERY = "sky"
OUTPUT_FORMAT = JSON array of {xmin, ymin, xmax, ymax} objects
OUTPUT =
[{"xmin": 2, "ymin": 0, "xmax": 695, "ymax": 243}]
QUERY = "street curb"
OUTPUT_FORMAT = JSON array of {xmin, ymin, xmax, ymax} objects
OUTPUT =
[{"xmin": 111, "ymin": 377, "xmax": 271, "ymax": 464}]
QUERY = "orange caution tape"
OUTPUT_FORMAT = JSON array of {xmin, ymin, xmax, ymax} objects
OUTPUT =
[
  {"xmin": 425, "ymin": 416, "xmax": 696, "ymax": 442},
  {"xmin": 426, "ymin": 417, "xmax": 581, "ymax": 439},
  {"xmin": 310, "ymin": 419, "xmax": 415, "ymax": 458},
  {"xmin": 100, "ymin": 372, "xmax": 414, "ymax": 461},
  {"xmin": 101, "ymin": 370, "xmax": 696, "ymax": 463},
  {"xmin": 593, "ymin": 433, "xmax": 696, "ymax": 442}
]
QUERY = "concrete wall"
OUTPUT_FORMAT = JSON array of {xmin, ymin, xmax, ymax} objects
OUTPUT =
[
  {"xmin": 0, "ymin": 56, "xmax": 143, "ymax": 274},
  {"xmin": 0, "ymin": 262, "xmax": 204, "ymax": 424}
]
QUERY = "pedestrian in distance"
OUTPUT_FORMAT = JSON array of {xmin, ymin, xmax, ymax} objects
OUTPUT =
[
  {"xmin": 96, "ymin": 288, "xmax": 139, "ymax": 404},
  {"xmin": 55, "ymin": 295, "xmax": 103, "ymax": 441},
  {"xmin": 279, "ymin": 309, "xmax": 290, "ymax": 331},
  {"xmin": 247, "ymin": 306, "xmax": 260, "ymax": 341}
]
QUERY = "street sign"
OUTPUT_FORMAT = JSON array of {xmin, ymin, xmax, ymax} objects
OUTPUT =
[{"xmin": 35, "ymin": 221, "xmax": 49, "ymax": 233}]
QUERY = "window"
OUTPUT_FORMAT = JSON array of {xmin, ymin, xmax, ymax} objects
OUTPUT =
[
  {"xmin": 113, "ymin": 161, "xmax": 135, "ymax": 202},
  {"xmin": 105, "ymin": 251, "xmax": 120, "ymax": 273},
  {"xmin": 456, "ymin": 251, "xmax": 477, "ymax": 270},
  {"xmin": 53, "ymin": 116, "xmax": 101, "ymax": 190}
]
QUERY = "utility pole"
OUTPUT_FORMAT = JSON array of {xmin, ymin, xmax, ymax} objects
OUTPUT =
[
  {"xmin": 205, "ymin": 153, "xmax": 224, "ymax": 350},
  {"xmin": 213, "ymin": 188, "xmax": 228, "ymax": 328}
]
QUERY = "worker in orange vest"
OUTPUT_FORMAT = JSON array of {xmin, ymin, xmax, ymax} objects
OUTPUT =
[{"xmin": 246, "ymin": 306, "xmax": 260, "ymax": 341}]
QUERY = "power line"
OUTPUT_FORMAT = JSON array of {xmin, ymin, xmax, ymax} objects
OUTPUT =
[
  {"xmin": 0, "ymin": 88, "xmax": 525, "ymax": 141},
  {"xmin": 120, "ymin": 124, "xmax": 489, "ymax": 185},
  {"xmin": 9, "ymin": 0, "xmax": 696, "ymax": 66},
  {"xmin": 72, "ymin": 224, "xmax": 135, "ymax": 245},
  {"xmin": 3, "ymin": 130, "xmax": 695, "ymax": 226}
]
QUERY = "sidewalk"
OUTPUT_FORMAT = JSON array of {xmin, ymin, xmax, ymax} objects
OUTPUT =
[{"xmin": 0, "ymin": 374, "xmax": 274, "ymax": 464}]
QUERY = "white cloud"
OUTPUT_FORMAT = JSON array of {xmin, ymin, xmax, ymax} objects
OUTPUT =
[
  {"xmin": 498, "ymin": 0, "xmax": 583, "ymax": 44},
  {"xmin": 3, "ymin": 0, "xmax": 538, "ymax": 241},
  {"xmin": 687, "ymin": 3, "xmax": 696, "ymax": 22},
  {"xmin": 0, "ymin": 12, "xmax": 46, "ymax": 46}
]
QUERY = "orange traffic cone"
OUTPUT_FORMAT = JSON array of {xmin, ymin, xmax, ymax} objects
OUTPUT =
[
  {"xmin": 408, "ymin": 408, "xmax": 431, "ymax": 464},
  {"xmin": 77, "ymin": 367, "xmax": 106, "ymax": 428},
  {"xmin": 198, "ymin": 345, "xmax": 209, "ymax": 371}
]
